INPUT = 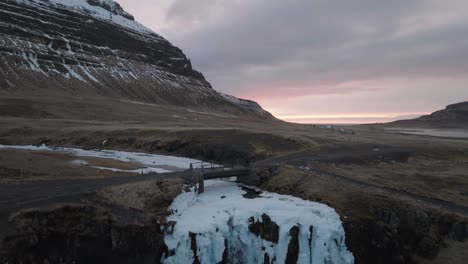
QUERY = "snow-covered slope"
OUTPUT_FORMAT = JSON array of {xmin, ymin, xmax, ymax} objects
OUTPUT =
[
  {"xmin": 220, "ymin": 92, "xmax": 273, "ymax": 117},
  {"xmin": 0, "ymin": 0, "xmax": 273, "ymax": 117},
  {"xmin": 16, "ymin": 0, "xmax": 154, "ymax": 34},
  {"xmin": 164, "ymin": 180, "xmax": 354, "ymax": 263}
]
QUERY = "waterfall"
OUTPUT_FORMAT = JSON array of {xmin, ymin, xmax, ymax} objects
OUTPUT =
[{"xmin": 163, "ymin": 180, "xmax": 354, "ymax": 264}]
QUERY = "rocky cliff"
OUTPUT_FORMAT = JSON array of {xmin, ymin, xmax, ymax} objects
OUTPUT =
[
  {"xmin": 418, "ymin": 101, "xmax": 468, "ymax": 122},
  {"xmin": 388, "ymin": 101, "xmax": 468, "ymax": 128},
  {"xmin": 0, "ymin": 0, "xmax": 272, "ymax": 117}
]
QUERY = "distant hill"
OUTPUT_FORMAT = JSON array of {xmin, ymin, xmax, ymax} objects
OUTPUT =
[{"xmin": 387, "ymin": 101, "xmax": 468, "ymax": 128}]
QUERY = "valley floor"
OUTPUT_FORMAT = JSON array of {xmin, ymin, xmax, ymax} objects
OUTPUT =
[{"xmin": 0, "ymin": 97, "xmax": 467, "ymax": 263}]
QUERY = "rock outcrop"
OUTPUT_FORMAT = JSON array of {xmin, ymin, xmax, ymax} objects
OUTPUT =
[
  {"xmin": 388, "ymin": 101, "xmax": 468, "ymax": 128},
  {"xmin": 0, "ymin": 177, "xmax": 189, "ymax": 263},
  {"xmin": 0, "ymin": 205, "xmax": 169, "ymax": 264},
  {"xmin": 249, "ymin": 214, "xmax": 280, "ymax": 243}
]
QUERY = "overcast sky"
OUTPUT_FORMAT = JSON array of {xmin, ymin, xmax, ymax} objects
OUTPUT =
[{"xmin": 119, "ymin": 0, "xmax": 468, "ymax": 123}]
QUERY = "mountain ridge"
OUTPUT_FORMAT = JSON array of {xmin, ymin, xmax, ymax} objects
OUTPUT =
[
  {"xmin": 387, "ymin": 101, "xmax": 468, "ymax": 128},
  {"xmin": 0, "ymin": 0, "xmax": 273, "ymax": 118}
]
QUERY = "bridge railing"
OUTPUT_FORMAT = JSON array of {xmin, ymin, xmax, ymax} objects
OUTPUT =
[{"xmin": 189, "ymin": 162, "xmax": 224, "ymax": 171}]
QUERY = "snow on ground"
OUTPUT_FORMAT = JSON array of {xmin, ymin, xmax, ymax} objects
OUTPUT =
[
  {"xmin": 0, "ymin": 144, "xmax": 204, "ymax": 173},
  {"xmin": 164, "ymin": 179, "xmax": 354, "ymax": 264}
]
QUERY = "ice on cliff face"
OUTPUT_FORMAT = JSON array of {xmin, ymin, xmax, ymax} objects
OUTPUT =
[
  {"xmin": 15, "ymin": 0, "xmax": 156, "ymax": 35},
  {"xmin": 164, "ymin": 180, "xmax": 354, "ymax": 264}
]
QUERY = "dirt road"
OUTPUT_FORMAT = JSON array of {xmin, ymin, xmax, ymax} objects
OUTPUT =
[
  {"xmin": 0, "ymin": 172, "xmax": 193, "ymax": 211},
  {"xmin": 0, "ymin": 171, "xmax": 191, "ymax": 239},
  {"xmin": 257, "ymin": 145, "xmax": 468, "ymax": 217}
]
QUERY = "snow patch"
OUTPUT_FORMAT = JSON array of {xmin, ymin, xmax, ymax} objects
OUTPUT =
[
  {"xmin": 218, "ymin": 92, "xmax": 270, "ymax": 116},
  {"xmin": 0, "ymin": 144, "xmax": 203, "ymax": 172},
  {"xmin": 90, "ymin": 166, "xmax": 170, "ymax": 174},
  {"xmin": 15, "ymin": 0, "xmax": 162, "ymax": 36}
]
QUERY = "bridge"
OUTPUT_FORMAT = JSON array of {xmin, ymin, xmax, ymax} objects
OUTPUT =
[{"xmin": 187, "ymin": 162, "xmax": 250, "ymax": 193}]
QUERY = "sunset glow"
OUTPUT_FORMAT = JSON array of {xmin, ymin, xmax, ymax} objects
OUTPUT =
[
  {"xmin": 276, "ymin": 112, "xmax": 424, "ymax": 123},
  {"xmin": 118, "ymin": 0, "xmax": 468, "ymax": 124}
]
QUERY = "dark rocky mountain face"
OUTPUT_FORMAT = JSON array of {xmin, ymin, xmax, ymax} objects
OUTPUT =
[
  {"xmin": 421, "ymin": 102, "xmax": 468, "ymax": 122},
  {"xmin": 388, "ymin": 101, "xmax": 468, "ymax": 128},
  {"xmin": 0, "ymin": 0, "xmax": 272, "ymax": 117}
]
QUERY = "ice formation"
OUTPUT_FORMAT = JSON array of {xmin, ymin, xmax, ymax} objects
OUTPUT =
[{"xmin": 164, "ymin": 180, "xmax": 354, "ymax": 264}]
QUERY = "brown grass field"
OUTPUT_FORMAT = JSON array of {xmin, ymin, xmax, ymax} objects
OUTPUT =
[{"xmin": 1, "ymin": 94, "xmax": 467, "ymax": 263}]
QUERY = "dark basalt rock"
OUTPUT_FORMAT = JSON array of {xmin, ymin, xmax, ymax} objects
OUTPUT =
[
  {"xmin": 220, "ymin": 239, "xmax": 228, "ymax": 264},
  {"xmin": 86, "ymin": 0, "xmax": 134, "ymax": 20},
  {"xmin": 248, "ymin": 214, "xmax": 280, "ymax": 244},
  {"xmin": 189, "ymin": 232, "xmax": 200, "ymax": 264},
  {"xmin": 241, "ymin": 186, "xmax": 262, "ymax": 199},
  {"xmin": 344, "ymin": 206, "xmax": 468, "ymax": 264},
  {"xmin": 0, "ymin": 205, "xmax": 168, "ymax": 264},
  {"xmin": 285, "ymin": 226, "xmax": 300, "ymax": 264},
  {"xmin": 0, "ymin": 0, "xmax": 202, "ymax": 80},
  {"xmin": 389, "ymin": 101, "xmax": 468, "ymax": 127},
  {"xmin": 238, "ymin": 166, "xmax": 279, "ymax": 186},
  {"xmin": 421, "ymin": 101, "xmax": 468, "ymax": 122}
]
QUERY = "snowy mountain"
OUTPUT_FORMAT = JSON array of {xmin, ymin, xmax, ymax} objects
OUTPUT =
[{"xmin": 0, "ymin": 0, "xmax": 272, "ymax": 117}]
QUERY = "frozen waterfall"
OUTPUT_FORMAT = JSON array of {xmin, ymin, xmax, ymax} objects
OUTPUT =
[{"xmin": 163, "ymin": 179, "xmax": 354, "ymax": 264}]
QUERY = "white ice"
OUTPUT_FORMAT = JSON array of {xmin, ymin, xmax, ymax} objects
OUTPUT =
[
  {"xmin": 164, "ymin": 180, "xmax": 354, "ymax": 264},
  {"xmin": 0, "ymin": 144, "xmax": 203, "ymax": 173}
]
